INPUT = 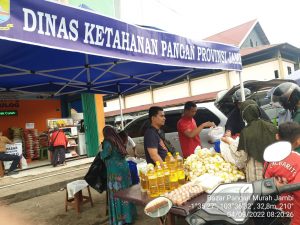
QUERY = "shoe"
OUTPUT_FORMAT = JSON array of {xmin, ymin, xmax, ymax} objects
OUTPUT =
[{"xmin": 6, "ymin": 170, "xmax": 19, "ymax": 176}]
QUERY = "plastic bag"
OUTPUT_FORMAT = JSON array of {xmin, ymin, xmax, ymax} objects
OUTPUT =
[
  {"xmin": 193, "ymin": 173, "xmax": 222, "ymax": 193},
  {"xmin": 208, "ymin": 126, "xmax": 224, "ymax": 143},
  {"xmin": 220, "ymin": 137, "xmax": 248, "ymax": 169},
  {"xmin": 127, "ymin": 160, "xmax": 139, "ymax": 185},
  {"xmin": 21, "ymin": 156, "xmax": 28, "ymax": 169}
]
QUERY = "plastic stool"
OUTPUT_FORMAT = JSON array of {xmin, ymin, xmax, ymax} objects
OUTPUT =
[
  {"xmin": 65, "ymin": 180, "xmax": 93, "ymax": 214},
  {"xmin": 0, "ymin": 161, "xmax": 4, "ymax": 177},
  {"xmin": 39, "ymin": 147, "xmax": 48, "ymax": 160}
]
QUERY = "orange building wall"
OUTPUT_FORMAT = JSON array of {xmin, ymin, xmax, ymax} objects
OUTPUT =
[{"xmin": 0, "ymin": 100, "xmax": 61, "ymax": 136}]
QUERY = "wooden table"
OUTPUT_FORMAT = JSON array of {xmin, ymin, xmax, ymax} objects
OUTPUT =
[{"xmin": 114, "ymin": 184, "xmax": 208, "ymax": 224}]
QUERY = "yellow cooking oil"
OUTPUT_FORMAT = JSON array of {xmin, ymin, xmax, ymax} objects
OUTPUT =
[
  {"xmin": 177, "ymin": 166, "xmax": 185, "ymax": 185},
  {"xmin": 168, "ymin": 154, "xmax": 177, "ymax": 169},
  {"xmin": 169, "ymin": 170, "xmax": 178, "ymax": 190},
  {"xmin": 147, "ymin": 164, "xmax": 159, "ymax": 198},
  {"xmin": 165, "ymin": 152, "xmax": 172, "ymax": 167},
  {"xmin": 175, "ymin": 152, "xmax": 185, "ymax": 185},
  {"xmin": 162, "ymin": 162, "xmax": 170, "ymax": 191},
  {"xmin": 155, "ymin": 161, "xmax": 165, "ymax": 194},
  {"xmin": 139, "ymin": 169, "xmax": 148, "ymax": 192},
  {"xmin": 175, "ymin": 152, "xmax": 183, "ymax": 167}
]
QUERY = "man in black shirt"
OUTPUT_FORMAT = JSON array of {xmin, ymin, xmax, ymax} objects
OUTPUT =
[{"xmin": 144, "ymin": 106, "xmax": 168, "ymax": 164}]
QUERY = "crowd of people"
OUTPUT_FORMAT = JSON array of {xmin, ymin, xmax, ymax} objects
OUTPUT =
[
  {"xmin": 2, "ymin": 81, "xmax": 300, "ymax": 225},
  {"xmin": 97, "ymin": 81, "xmax": 300, "ymax": 225}
]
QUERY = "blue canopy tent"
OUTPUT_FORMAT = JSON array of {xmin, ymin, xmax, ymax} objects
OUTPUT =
[{"xmin": 0, "ymin": 0, "xmax": 243, "ymax": 127}]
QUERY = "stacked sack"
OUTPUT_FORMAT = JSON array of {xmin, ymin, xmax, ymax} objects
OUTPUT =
[{"xmin": 24, "ymin": 129, "xmax": 40, "ymax": 160}]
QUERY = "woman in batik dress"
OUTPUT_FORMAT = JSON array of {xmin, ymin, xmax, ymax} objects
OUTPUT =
[{"xmin": 101, "ymin": 126, "xmax": 136, "ymax": 225}]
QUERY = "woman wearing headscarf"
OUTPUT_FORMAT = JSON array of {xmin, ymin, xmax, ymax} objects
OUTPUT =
[
  {"xmin": 238, "ymin": 100, "xmax": 278, "ymax": 182},
  {"xmin": 101, "ymin": 126, "xmax": 136, "ymax": 225}
]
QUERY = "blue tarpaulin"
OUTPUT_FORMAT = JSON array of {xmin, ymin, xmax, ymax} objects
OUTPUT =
[{"xmin": 0, "ymin": 0, "xmax": 242, "ymax": 97}]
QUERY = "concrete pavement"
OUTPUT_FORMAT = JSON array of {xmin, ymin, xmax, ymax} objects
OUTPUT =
[{"xmin": 0, "ymin": 157, "xmax": 94, "ymax": 204}]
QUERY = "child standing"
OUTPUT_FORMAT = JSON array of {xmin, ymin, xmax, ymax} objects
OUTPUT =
[{"xmin": 265, "ymin": 122, "xmax": 300, "ymax": 225}]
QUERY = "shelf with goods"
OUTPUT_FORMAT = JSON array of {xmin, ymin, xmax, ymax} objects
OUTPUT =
[
  {"xmin": 47, "ymin": 117, "xmax": 87, "ymax": 158},
  {"xmin": 60, "ymin": 127, "xmax": 79, "ymax": 158}
]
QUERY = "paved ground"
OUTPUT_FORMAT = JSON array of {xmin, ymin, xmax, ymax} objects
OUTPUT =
[
  {"xmin": 0, "ymin": 158, "xmax": 94, "ymax": 203},
  {"xmin": 0, "ymin": 157, "xmax": 185, "ymax": 225},
  {"xmin": 2, "ymin": 188, "xmax": 156, "ymax": 225}
]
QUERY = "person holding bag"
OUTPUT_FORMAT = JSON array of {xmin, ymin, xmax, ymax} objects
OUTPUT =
[
  {"xmin": 101, "ymin": 126, "xmax": 136, "ymax": 225},
  {"xmin": 50, "ymin": 127, "xmax": 68, "ymax": 167}
]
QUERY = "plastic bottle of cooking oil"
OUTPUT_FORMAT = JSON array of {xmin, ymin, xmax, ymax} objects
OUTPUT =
[
  {"xmin": 147, "ymin": 164, "xmax": 159, "ymax": 198},
  {"xmin": 165, "ymin": 152, "xmax": 172, "ymax": 167},
  {"xmin": 155, "ymin": 161, "xmax": 165, "ymax": 194},
  {"xmin": 162, "ymin": 162, "xmax": 170, "ymax": 191},
  {"xmin": 139, "ymin": 167, "xmax": 148, "ymax": 192},
  {"xmin": 175, "ymin": 152, "xmax": 185, "ymax": 185},
  {"xmin": 169, "ymin": 155, "xmax": 178, "ymax": 190},
  {"xmin": 168, "ymin": 153, "xmax": 177, "ymax": 168},
  {"xmin": 175, "ymin": 152, "xmax": 183, "ymax": 167}
]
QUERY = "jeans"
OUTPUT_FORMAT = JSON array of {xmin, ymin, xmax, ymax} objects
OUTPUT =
[
  {"xmin": 0, "ymin": 152, "xmax": 20, "ymax": 172},
  {"xmin": 52, "ymin": 146, "xmax": 65, "ymax": 166}
]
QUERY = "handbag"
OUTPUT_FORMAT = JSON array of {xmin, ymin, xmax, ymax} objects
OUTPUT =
[
  {"xmin": 49, "ymin": 130, "xmax": 60, "ymax": 152},
  {"xmin": 84, "ymin": 152, "xmax": 107, "ymax": 193}
]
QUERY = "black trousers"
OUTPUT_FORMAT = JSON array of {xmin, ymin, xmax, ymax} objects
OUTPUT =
[
  {"xmin": 0, "ymin": 152, "xmax": 20, "ymax": 172},
  {"xmin": 52, "ymin": 146, "xmax": 65, "ymax": 166}
]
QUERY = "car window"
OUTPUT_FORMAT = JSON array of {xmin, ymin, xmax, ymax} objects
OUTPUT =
[
  {"xmin": 125, "ymin": 117, "xmax": 149, "ymax": 138},
  {"xmin": 194, "ymin": 107, "xmax": 220, "ymax": 126},
  {"xmin": 162, "ymin": 112, "xmax": 182, "ymax": 133}
]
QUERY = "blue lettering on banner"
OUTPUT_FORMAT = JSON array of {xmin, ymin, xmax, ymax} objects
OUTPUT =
[{"xmin": 0, "ymin": 0, "xmax": 242, "ymax": 71}]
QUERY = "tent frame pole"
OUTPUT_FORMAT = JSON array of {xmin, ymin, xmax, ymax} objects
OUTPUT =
[
  {"xmin": 54, "ymin": 68, "xmax": 87, "ymax": 96},
  {"xmin": 121, "ymin": 71, "xmax": 162, "ymax": 94},
  {"xmin": 118, "ymin": 94, "xmax": 124, "ymax": 130},
  {"xmin": 165, "ymin": 69, "xmax": 194, "ymax": 85},
  {"xmin": 11, "ymin": 83, "xmax": 51, "ymax": 90},
  {"xmin": 238, "ymin": 71, "xmax": 246, "ymax": 101},
  {"xmin": 90, "ymin": 88, "xmax": 117, "ymax": 94},
  {"xmin": 91, "ymin": 64, "xmax": 116, "ymax": 84}
]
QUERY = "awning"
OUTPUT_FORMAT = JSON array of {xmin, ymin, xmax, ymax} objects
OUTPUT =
[{"xmin": 0, "ymin": 0, "xmax": 242, "ymax": 97}]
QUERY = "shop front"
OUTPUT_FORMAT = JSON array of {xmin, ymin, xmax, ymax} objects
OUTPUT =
[{"xmin": 0, "ymin": 96, "xmax": 104, "ymax": 170}]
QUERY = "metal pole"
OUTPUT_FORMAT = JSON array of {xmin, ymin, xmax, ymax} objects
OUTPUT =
[
  {"xmin": 238, "ymin": 71, "xmax": 245, "ymax": 101},
  {"xmin": 118, "ymin": 94, "xmax": 124, "ymax": 130}
]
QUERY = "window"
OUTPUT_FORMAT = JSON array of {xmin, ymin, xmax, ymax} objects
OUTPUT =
[
  {"xmin": 287, "ymin": 66, "xmax": 292, "ymax": 75},
  {"xmin": 274, "ymin": 70, "xmax": 279, "ymax": 78},
  {"xmin": 162, "ymin": 112, "xmax": 182, "ymax": 133},
  {"xmin": 194, "ymin": 108, "xmax": 220, "ymax": 126},
  {"xmin": 125, "ymin": 117, "xmax": 149, "ymax": 138},
  {"xmin": 250, "ymin": 39, "xmax": 254, "ymax": 47}
]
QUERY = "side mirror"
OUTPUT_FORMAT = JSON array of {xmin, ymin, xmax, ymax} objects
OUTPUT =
[
  {"xmin": 263, "ymin": 141, "xmax": 292, "ymax": 162},
  {"xmin": 144, "ymin": 197, "xmax": 172, "ymax": 218}
]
